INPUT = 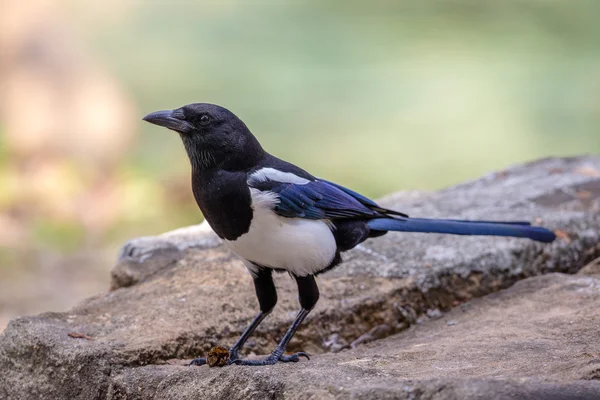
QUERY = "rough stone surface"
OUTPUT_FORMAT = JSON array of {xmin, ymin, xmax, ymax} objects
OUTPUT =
[
  {"xmin": 1, "ymin": 156, "xmax": 600, "ymax": 400},
  {"xmin": 579, "ymin": 256, "xmax": 600, "ymax": 276},
  {"xmin": 103, "ymin": 273, "xmax": 600, "ymax": 400}
]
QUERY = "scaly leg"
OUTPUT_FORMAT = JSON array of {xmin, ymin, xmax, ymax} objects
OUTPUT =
[
  {"xmin": 231, "ymin": 308, "xmax": 311, "ymax": 365},
  {"xmin": 189, "ymin": 267, "xmax": 277, "ymax": 366},
  {"xmin": 189, "ymin": 311, "xmax": 269, "ymax": 366},
  {"xmin": 232, "ymin": 274, "xmax": 319, "ymax": 366}
]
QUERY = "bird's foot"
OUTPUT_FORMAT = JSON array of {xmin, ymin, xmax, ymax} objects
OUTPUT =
[
  {"xmin": 189, "ymin": 357, "xmax": 206, "ymax": 366},
  {"xmin": 228, "ymin": 350, "xmax": 242, "ymax": 362},
  {"xmin": 231, "ymin": 351, "xmax": 309, "ymax": 366}
]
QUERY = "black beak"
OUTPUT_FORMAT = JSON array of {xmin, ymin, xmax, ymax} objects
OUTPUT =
[{"xmin": 142, "ymin": 109, "xmax": 191, "ymax": 133}]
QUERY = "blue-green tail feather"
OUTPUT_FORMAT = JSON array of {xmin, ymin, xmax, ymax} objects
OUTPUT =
[{"xmin": 367, "ymin": 218, "xmax": 555, "ymax": 243}]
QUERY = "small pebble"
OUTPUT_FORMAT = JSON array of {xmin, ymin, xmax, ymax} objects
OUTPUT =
[{"xmin": 447, "ymin": 320, "xmax": 457, "ymax": 326}]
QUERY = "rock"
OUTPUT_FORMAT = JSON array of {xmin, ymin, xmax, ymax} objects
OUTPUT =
[
  {"xmin": 578, "ymin": 256, "xmax": 600, "ymax": 276},
  {"xmin": 111, "ymin": 221, "xmax": 220, "ymax": 289},
  {"xmin": 1, "ymin": 156, "xmax": 600, "ymax": 399},
  {"xmin": 82, "ymin": 274, "xmax": 600, "ymax": 399},
  {"xmin": 349, "ymin": 324, "xmax": 392, "ymax": 349}
]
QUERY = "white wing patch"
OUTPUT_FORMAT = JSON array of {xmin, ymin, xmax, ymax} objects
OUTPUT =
[
  {"xmin": 224, "ymin": 187, "xmax": 336, "ymax": 277},
  {"xmin": 248, "ymin": 167, "xmax": 310, "ymax": 185},
  {"xmin": 248, "ymin": 187, "xmax": 279, "ymax": 210}
]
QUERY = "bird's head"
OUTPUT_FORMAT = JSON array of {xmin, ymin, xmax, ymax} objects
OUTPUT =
[{"xmin": 143, "ymin": 103, "xmax": 264, "ymax": 171}]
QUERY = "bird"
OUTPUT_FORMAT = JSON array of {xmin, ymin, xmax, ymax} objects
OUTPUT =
[{"xmin": 143, "ymin": 103, "xmax": 556, "ymax": 366}]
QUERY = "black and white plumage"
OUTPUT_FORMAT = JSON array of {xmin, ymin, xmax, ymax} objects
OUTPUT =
[{"xmin": 143, "ymin": 103, "xmax": 556, "ymax": 367}]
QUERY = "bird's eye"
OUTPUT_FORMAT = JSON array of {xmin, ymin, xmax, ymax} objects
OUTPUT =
[{"xmin": 200, "ymin": 115, "xmax": 210, "ymax": 126}]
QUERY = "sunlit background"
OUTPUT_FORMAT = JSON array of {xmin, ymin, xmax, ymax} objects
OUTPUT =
[{"xmin": 1, "ymin": 0, "xmax": 599, "ymax": 331}]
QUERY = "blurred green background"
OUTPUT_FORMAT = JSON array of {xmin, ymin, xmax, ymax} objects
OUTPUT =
[{"xmin": 1, "ymin": 0, "xmax": 599, "ymax": 330}]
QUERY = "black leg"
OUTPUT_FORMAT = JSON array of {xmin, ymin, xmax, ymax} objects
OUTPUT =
[
  {"xmin": 227, "ymin": 311, "xmax": 267, "ymax": 361},
  {"xmin": 232, "ymin": 274, "xmax": 319, "ymax": 366},
  {"xmin": 295, "ymin": 274, "xmax": 320, "ymax": 310},
  {"xmin": 189, "ymin": 267, "xmax": 277, "ymax": 366}
]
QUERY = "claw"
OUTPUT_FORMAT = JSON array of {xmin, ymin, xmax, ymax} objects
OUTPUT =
[
  {"xmin": 231, "ymin": 351, "xmax": 310, "ymax": 366},
  {"xmin": 279, "ymin": 352, "xmax": 310, "ymax": 362},
  {"xmin": 189, "ymin": 357, "xmax": 207, "ymax": 366}
]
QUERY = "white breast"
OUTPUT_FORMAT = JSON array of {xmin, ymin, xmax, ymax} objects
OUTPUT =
[{"xmin": 224, "ymin": 188, "xmax": 337, "ymax": 277}]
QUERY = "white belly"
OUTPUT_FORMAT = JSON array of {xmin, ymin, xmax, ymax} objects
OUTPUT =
[{"xmin": 224, "ymin": 189, "xmax": 337, "ymax": 276}]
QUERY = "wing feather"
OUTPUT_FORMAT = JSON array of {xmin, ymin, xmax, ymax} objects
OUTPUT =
[{"xmin": 249, "ymin": 177, "xmax": 392, "ymax": 220}]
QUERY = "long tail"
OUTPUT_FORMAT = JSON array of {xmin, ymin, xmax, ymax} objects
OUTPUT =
[{"xmin": 367, "ymin": 217, "xmax": 556, "ymax": 243}]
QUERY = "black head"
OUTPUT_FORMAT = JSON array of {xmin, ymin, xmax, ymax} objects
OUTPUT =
[{"xmin": 143, "ymin": 103, "xmax": 264, "ymax": 171}]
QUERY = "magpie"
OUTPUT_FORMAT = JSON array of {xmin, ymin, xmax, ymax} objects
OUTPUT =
[{"xmin": 143, "ymin": 103, "xmax": 556, "ymax": 367}]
